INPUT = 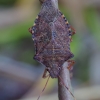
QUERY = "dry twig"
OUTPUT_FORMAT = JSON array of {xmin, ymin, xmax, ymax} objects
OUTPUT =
[{"xmin": 58, "ymin": 62, "xmax": 74, "ymax": 100}]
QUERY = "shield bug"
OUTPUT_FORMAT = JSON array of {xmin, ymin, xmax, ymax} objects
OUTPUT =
[{"xmin": 29, "ymin": 0, "xmax": 75, "ymax": 99}]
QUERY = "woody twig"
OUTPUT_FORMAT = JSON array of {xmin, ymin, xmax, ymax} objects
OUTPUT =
[{"xmin": 58, "ymin": 61, "xmax": 74, "ymax": 100}]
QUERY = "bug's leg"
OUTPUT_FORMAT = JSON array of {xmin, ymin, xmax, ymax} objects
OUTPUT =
[
  {"xmin": 42, "ymin": 68, "xmax": 49, "ymax": 78},
  {"xmin": 70, "ymin": 26, "xmax": 76, "ymax": 36},
  {"xmin": 28, "ymin": 27, "xmax": 32, "ymax": 34},
  {"xmin": 67, "ymin": 60, "xmax": 75, "ymax": 71}
]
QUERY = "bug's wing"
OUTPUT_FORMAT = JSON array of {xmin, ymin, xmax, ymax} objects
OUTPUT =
[
  {"xmin": 32, "ymin": 15, "xmax": 52, "ymax": 58},
  {"xmin": 59, "ymin": 11, "xmax": 74, "ymax": 36},
  {"xmin": 53, "ymin": 12, "xmax": 74, "ymax": 60},
  {"xmin": 59, "ymin": 11, "xmax": 76, "ymax": 43}
]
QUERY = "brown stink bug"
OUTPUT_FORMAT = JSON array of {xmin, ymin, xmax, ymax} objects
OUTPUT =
[{"xmin": 29, "ymin": 0, "xmax": 75, "ymax": 99}]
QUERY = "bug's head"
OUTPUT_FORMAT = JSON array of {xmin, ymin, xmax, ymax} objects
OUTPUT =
[
  {"xmin": 40, "ymin": 0, "xmax": 58, "ymax": 10},
  {"xmin": 47, "ymin": 65, "xmax": 61, "ymax": 78}
]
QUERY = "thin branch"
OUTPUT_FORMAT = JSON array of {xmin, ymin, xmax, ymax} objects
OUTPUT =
[{"xmin": 58, "ymin": 61, "xmax": 74, "ymax": 100}]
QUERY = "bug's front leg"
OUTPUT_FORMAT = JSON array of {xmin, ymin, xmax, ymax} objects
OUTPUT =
[
  {"xmin": 42, "ymin": 68, "xmax": 50, "ymax": 78},
  {"xmin": 67, "ymin": 60, "xmax": 75, "ymax": 71}
]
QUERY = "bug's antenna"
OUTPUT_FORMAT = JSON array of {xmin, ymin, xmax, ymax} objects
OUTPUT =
[
  {"xmin": 58, "ymin": 75, "xmax": 76, "ymax": 100},
  {"xmin": 37, "ymin": 75, "xmax": 50, "ymax": 100}
]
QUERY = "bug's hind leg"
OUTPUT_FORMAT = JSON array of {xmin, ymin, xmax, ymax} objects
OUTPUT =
[
  {"xmin": 42, "ymin": 68, "xmax": 50, "ymax": 78},
  {"xmin": 67, "ymin": 60, "xmax": 75, "ymax": 71}
]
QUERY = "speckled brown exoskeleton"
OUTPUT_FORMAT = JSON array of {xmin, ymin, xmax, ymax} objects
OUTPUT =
[{"xmin": 29, "ymin": 0, "xmax": 75, "ymax": 79}]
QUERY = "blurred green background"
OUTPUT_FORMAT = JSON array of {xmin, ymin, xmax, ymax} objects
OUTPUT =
[{"xmin": 0, "ymin": 0, "xmax": 100, "ymax": 100}]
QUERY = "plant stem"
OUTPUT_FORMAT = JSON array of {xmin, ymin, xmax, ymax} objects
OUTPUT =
[{"xmin": 58, "ymin": 61, "xmax": 74, "ymax": 100}]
